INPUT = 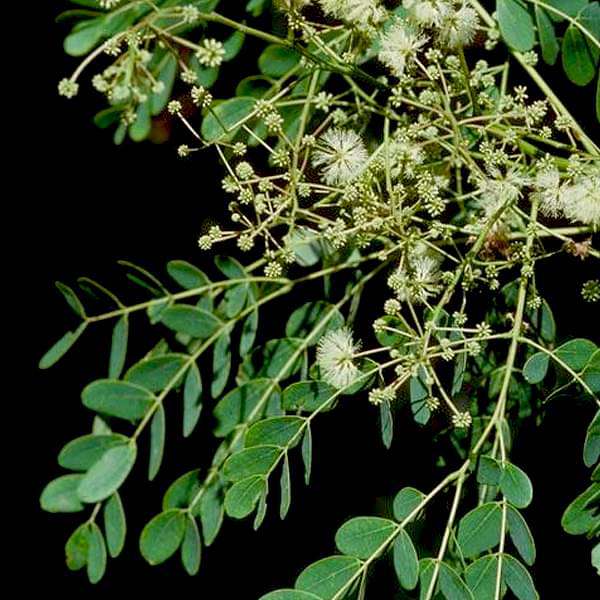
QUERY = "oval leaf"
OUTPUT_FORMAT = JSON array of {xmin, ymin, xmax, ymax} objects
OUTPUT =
[
  {"xmin": 224, "ymin": 475, "xmax": 266, "ymax": 519},
  {"xmin": 140, "ymin": 509, "xmax": 187, "ymax": 565},
  {"xmin": 78, "ymin": 443, "xmax": 137, "ymax": 503},
  {"xmin": 295, "ymin": 556, "xmax": 362, "ymax": 599},
  {"xmin": 104, "ymin": 492, "xmax": 126, "ymax": 558},
  {"xmin": 82, "ymin": 380, "xmax": 154, "ymax": 421},
  {"xmin": 40, "ymin": 474, "xmax": 85, "ymax": 513},
  {"xmin": 457, "ymin": 503, "xmax": 502, "ymax": 558},
  {"xmin": 393, "ymin": 529, "xmax": 419, "ymax": 590},
  {"xmin": 500, "ymin": 463, "xmax": 533, "ymax": 508},
  {"xmin": 335, "ymin": 517, "xmax": 397, "ymax": 559}
]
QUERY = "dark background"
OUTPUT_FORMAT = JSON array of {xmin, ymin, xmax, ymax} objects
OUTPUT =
[{"xmin": 19, "ymin": 3, "xmax": 599, "ymax": 597}]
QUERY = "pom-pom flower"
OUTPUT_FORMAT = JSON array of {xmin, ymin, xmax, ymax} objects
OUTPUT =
[
  {"xmin": 378, "ymin": 20, "xmax": 428, "ymax": 77},
  {"xmin": 317, "ymin": 327, "xmax": 361, "ymax": 390},
  {"xmin": 312, "ymin": 128, "xmax": 369, "ymax": 186}
]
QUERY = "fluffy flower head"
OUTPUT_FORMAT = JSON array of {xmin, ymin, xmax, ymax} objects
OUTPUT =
[
  {"xmin": 378, "ymin": 20, "xmax": 428, "ymax": 77},
  {"xmin": 403, "ymin": 0, "xmax": 451, "ymax": 27},
  {"xmin": 317, "ymin": 327, "xmax": 361, "ymax": 390},
  {"xmin": 312, "ymin": 128, "xmax": 369, "ymax": 186}
]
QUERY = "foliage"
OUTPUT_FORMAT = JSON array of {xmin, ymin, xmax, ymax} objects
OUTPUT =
[{"xmin": 44, "ymin": 0, "xmax": 599, "ymax": 596}]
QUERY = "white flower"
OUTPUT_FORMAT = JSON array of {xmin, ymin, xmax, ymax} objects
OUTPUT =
[
  {"xmin": 195, "ymin": 39, "xmax": 225, "ymax": 68},
  {"xmin": 402, "ymin": 0, "xmax": 451, "ymax": 27},
  {"xmin": 99, "ymin": 0, "xmax": 122, "ymax": 8},
  {"xmin": 561, "ymin": 176, "xmax": 600, "ymax": 227},
  {"xmin": 317, "ymin": 327, "xmax": 361, "ymax": 390},
  {"xmin": 387, "ymin": 252, "xmax": 442, "ymax": 303},
  {"xmin": 319, "ymin": 0, "xmax": 386, "ymax": 27},
  {"xmin": 312, "ymin": 128, "xmax": 369, "ymax": 185},
  {"xmin": 378, "ymin": 20, "xmax": 428, "ymax": 77},
  {"xmin": 533, "ymin": 168, "xmax": 562, "ymax": 218},
  {"xmin": 438, "ymin": 6, "xmax": 479, "ymax": 48}
]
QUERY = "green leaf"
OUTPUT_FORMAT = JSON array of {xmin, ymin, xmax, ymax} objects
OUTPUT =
[
  {"xmin": 224, "ymin": 475, "xmax": 266, "ymax": 518},
  {"xmin": 597, "ymin": 74, "xmax": 600, "ymax": 123},
  {"xmin": 167, "ymin": 260, "xmax": 210, "ymax": 290},
  {"xmin": 129, "ymin": 99, "xmax": 152, "ymax": 142},
  {"xmin": 535, "ymin": 6, "xmax": 559, "ymax": 65},
  {"xmin": 246, "ymin": 416, "xmax": 305, "ymax": 447},
  {"xmin": 82, "ymin": 380, "xmax": 154, "ymax": 421},
  {"xmin": 78, "ymin": 443, "xmax": 137, "ymax": 503},
  {"xmin": 282, "ymin": 380, "xmax": 336, "ymax": 412},
  {"xmin": 260, "ymin": 592, "xmax": 322, "ymax": 600},
  {"xmin": 86, "ymin": 522, "xmax": 107, "ymax": 584},
  {"xmin": 161, "ymin": 305, "xmax": 221, "ymax": 339},
  {"xmin": 59, "ymin": 434, "xmax": 129, "ymax": 471},
  {"xmin": 497, "ymin": 0, "xmax": 536, "ymax": 52},
  {"xmin": 287, "ymin": 227, "xmax": 324, "ymax": 267},
  {"xmin": 502, "ymin": 554, "xmax": 539, "ymax": 600},
  {"xmin": 201, "ymin": 97, "xmax": 255, "ymax": 142},
  {"xmin": 103, "ymin": 493, "xmax": 126, "ymax": 558},
  {"xmin": 181, "ymin": 516, "xmax": 202, "ymax": 575},
  {"xmin": 109, "ymin": 316, "xmax": 129, "ymax": 379},
  {"xmin": 151, "ymin": 53, "xmax": 177, "ymax": 116},
  {"xmin": 465, "ymin": 555, "xmax": 500, "ymax": 600},
  {"xmin": 592, "ymin": 542, "xmax": 600, "ymax": 575},
  {"xmin": 477, "ymin": 456, "xmax": 502, "ymax": 486},
  {"xmin": 238, "ymin": 338, "xmax": 304, "ymax": 381},
  {"xmin": 543, "ymin": 0, "xmax": 587, "ymax": 19},
  {"xmin": 240, "ymin": 308, "xmax": 259, "ymax": 355},
  {"xmin": 301, "ymin": 426, "xmax": 312, "ymax": 485},
  {"xmin": 393, "ymin": 487, "xmax": 426, "ymax": 521},
  {"xmin": 295, "ymin": 556, "xmax": 362, "ymax": 599},
  {"xmin": 222, "ymin": 284, "xmax": 249, "ymax": 319},
  {"xmin": 335, "ymin": 517, "xmax": 397, "ymax": 559},
  {"xmin": 64, "ymin": 18, "xmax": 104, "ymax": 56},
  {"xmin": 183, "ymin": 363, "xmax": 203, "ymax": 437},
  {"xmin": 420, "ymin": 559, "xmax": 474, "ymax": 600},
  {"xmin": 500, "ymin": 463, "xmax": 533, "ymax": 508},
  {"xmin": 140, "ymin": 509, "xmax": 187, "ymax": 565},
  {"xmin": 562, "ymin": 24, "xmax": 597, "ymax": 86},
  {"xmin": 583, "ymin": 349, "xmax": 600, "ymax": 392},
  {"xmin": 148, "ymin": 405, "xmax": 166, "ymax": 481},
  {"xmin": 56, "ymin": 281, "xmax": 86, "ymax": 317},
  {"xmin": 522, "ymin": 353, "xmax": 549, "ymax": 384},
  {"xmin": 555, "ymin": 338, "xmax": 598, "ymax": 371},
  {"xmin": 529, "ymin": 300, "xmax": 556, "ymax": 343},
  {"xmin": 507, "ymin": 506, "xmax": 536, "ymax": 566},
  {"xmin": 246, "ymin": 0, "xmax": 271, "ymax": 18},
  {"xmin": 200, "ymin": 479, "xmax": 225, "ymax": 544},
  {"xmin": 66, "ymin": 523, "xmax": 90, "ymax": 571},
  {"xmin": 410, "ymin": 367, "xmax": 431, "ymax": 425},
  {"xmin": 584, "ymin": 410, "xmax": 600, "ymax": 467},
  {"xmin": 457, "ymin": 503, "xmax": 502, "ymax": 558},
  {"xmin": 125, "ymin": 354, "xmax": 188, "ymax": 392},
  {"xmin": 190, "ymin": 58, "xmax": 220, "ymax": 88},
  {"xmin": 439, "ymin": 562, "xmax": 474, "ymax": 600},
  {"xmin": 223, "ymin": 445, "xmax": 281, "ymax": 481},
  {"xmin": 217, "ymin": 29, "xmax": 243, "ymax": 63},
  {"xmin": 254, "ymin": 486, "xmax": 268, "ymax": 530},
  {"xmin": 212, "ymin": 330, "xmax": 232, "ymax": 398},
  {"xmin": 380, "ymin": 400, "xmax": 393, "ymax": 449},
  {"xmin": 286, "ymin": 301, "xmax": 344, "ymax": 344},
  {"xmin": 39, "ymin": 323, "xmax": 87, "ymax": 369},
  {"xmin": 280, "ymin": 453, "xmax": 292, "ymax": 519},
  {"xmin": 561, "ymin": 482, "xmax": 600, "ymax": 534},
  {"xmin": 393, "ymin": 529, "xmax": 419, "ymax": 590},
  {"xmin": 213, "ymin": 379, "xmax": 280, "ymax": 437},
  {"xmin": 259, "ymin": 44, "xmax": 301, "ymax": 77},
  {"xmin": 163, "ymin": 469, "xmax": 202, "ymax": 511},
  {"xmin": 40, "ymin": 474, "xmax": 85, "ymax": 513}
]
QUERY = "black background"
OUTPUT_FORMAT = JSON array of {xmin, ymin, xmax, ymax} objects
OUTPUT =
[{"xmin": 19, "ymin": 2, "xmax": 599, "ymax": 597}]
